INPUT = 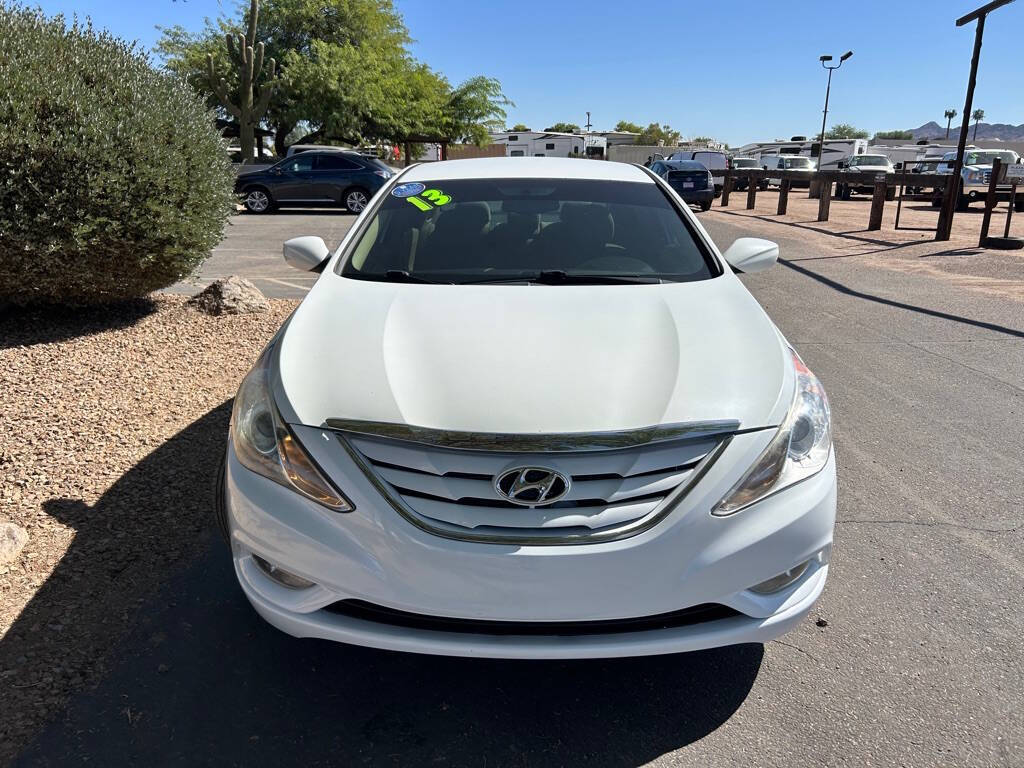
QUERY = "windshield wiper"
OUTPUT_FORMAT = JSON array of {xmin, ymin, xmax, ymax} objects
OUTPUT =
[
  {"xmin": 464, "ymin": 270, "xmax": 663, "ymax": 285},
  {"xmin": 380, "ymin": 270, "xmax": 451, "ymax": 285}
]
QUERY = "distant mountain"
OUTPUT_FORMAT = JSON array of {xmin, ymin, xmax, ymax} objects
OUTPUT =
[{"xmin": 908, "ymin": 120, "xmax": 1024, "ymax": 142}]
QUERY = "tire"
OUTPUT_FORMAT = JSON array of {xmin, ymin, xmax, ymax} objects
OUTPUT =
[
  {"xmin": 1015, "ymin": 198, "xmax": 1024, "ymax": 213},
  {"xmin": 885, "ymin": 187, "xmax": 896, "ymax": 202},
  {"xmin": 242, "ymin": 187, "xmax": 273, "ymax": 214},
  {"xmin": 839, "ymin": 184, "xmax": 851, "ymax": 200},
  {"xmin": 344, "ymin": 187, "xmax": 371, "ymax": 213},
  {"xmin": 700, "ymin": 201, "xmax": 712, "ymax": 212},
  {"xmin": 931, "ymin": 196, "xmax": 942, "ymax": 208},
  {"xmin": 758, "ymin": 180, "xmax": 768, "ymax": 191}
]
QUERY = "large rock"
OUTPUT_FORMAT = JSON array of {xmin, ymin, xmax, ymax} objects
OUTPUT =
[
  {"xmin": 0, "ymin": 522, "xmax": 28, "ymax": 564},
  {"xmin": 188, "ymin": 276, "xmax": 269, "ymax": 316}
]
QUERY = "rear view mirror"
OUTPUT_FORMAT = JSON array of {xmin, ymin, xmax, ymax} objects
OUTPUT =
[
  {"xmin": 722, "ymin": 238, "xmax": 779, "ymax": 274},
  {"xmin": 283, "ymin": 236, "xmax": 330, "ymax": 271}
]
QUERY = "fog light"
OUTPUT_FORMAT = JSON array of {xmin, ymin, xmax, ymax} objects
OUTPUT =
[
  {"xmin": 749, "ymin": 560, "xmax": 810, "ymax": 595},
  {"xmin": 252, "ymin": 554, "xmax": 315, "ymax": 590}
]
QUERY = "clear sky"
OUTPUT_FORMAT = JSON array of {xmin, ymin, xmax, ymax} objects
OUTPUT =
[{"xmin": 33, "ymin": 0, "xmax": 1024, "ymax": 147}]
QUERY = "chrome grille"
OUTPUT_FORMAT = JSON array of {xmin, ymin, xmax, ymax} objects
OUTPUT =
[{"xmin": 330, "ymin": 420, "xmax": 737, "ymax": 545}]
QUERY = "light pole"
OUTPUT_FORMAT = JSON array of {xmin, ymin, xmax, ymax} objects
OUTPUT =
[
  {"xmin": 937, "ymin": 0, "xmax": 1016, "ymax": 241},
  {"xmin": 816, "ymin": 51, "xmax": 853, "ymax": 176}
]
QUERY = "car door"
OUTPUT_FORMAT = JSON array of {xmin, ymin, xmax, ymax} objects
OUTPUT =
[
  {"xmin": 270, "ymin": 154, "xmax": 319, "ymax": 201},
  {"xmin": 313, "ymin": 153, "xmax": 366, "ymax": 202}
]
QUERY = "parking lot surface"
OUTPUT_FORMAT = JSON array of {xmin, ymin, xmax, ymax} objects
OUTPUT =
[{"xmin": 24, "ymin": 210, "xmax": 1024, "ymax": 766}]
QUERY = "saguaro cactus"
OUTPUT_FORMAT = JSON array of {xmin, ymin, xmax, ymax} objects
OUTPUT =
[{"xmin": 207, "ymin": 0, "xmax": 276, "ymax": 164}]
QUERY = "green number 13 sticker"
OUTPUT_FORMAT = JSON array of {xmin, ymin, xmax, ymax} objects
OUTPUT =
[{"xmin": 407, "ymin": 188, "xmax": 452, "ymax": 211}]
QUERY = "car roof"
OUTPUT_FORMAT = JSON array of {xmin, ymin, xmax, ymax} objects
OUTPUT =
[{"xmin": 400, "ymin": 157, "xmax": 653, "ymax": 183}]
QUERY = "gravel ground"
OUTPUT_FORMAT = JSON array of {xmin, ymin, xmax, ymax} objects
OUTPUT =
[{"xmin": 0, "ymin": 295, "xmax": 296, "ymax": 764}]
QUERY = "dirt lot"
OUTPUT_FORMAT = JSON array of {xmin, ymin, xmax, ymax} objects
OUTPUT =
[
  {"xmin": 0, "ymin": 296, "xmax": 296, "ymax": 764},
  {"xmin": 708, "ymin": 189, "xmax": 1024, "ymax": 302}
]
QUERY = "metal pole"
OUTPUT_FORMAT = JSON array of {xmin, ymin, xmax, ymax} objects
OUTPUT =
[
  {"xmin": 938, "ymin": 10, "xmax": 991, "ymax": 240},
  {"xmin": 818, "ymin": 67, "xmax": 832, "ymax": 173}
]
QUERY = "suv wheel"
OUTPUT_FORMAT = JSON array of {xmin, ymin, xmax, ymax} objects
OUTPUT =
[
  {"xmin": 243, "ymin": 188, "xmax": 273, "ymax": 214},
  {"xmin": 345, "ymin": 187, "xmax": 370, "ymax": 213}
]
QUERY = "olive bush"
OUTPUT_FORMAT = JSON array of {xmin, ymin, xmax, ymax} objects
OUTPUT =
[{"xmin": 0, "ymin": 5, "xmax": 235, "ymax": 305}]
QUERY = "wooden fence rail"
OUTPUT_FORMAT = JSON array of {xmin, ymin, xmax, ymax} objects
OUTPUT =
[{"xmin": 709, "ymin": 169, "xmax": 955, "ymax": 239}]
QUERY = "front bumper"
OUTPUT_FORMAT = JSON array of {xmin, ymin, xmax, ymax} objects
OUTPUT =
[{"xmin": 224, "ymin": 427, "xmax": 837, "ymax": 659}]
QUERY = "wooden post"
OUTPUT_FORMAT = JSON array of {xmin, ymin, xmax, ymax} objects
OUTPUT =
[
  {"xmin": 403, "ymin": 141, "xmax": 411, "ymax": 167},
  {"xmin": 817, "ymin": 179, "xmax": 833, "ymax": 221},
  {"xmin": 777, "ymin": 178, "xmax": 791, "ymax": 215},
  {"xmin": 935, "ymin": 176, "xmax": 954, "ymax": 240},
  {"xmin": 979, "ymin": 158, "xmax": 1002, "ymax": 246},
  {"xmin": 440, "ymin": 141, "xmax": 449, "ymax": 161},
  {"xmin": 720, "ymin": 173, "xmax": 732, "ymax": 207},
  {"xmin": 868, "ymin": 178, "xmax": 887, "ymax": 230},
  {"xmin": 746, "ymin": 175, "xmax": 757, "ymax": 209},
  {"xmin": 1005, "ymin": 182, "xmax": 1018, "ymax": 238}
]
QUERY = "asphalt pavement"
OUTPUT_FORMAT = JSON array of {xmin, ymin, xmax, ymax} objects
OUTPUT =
[{"xmin": 25, "ymin": 210, "xmax": 1024, "ymax": 766}]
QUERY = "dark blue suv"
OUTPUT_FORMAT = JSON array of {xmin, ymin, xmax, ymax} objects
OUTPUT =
[{"xmin": 235, "ymin": 151, "xmax": 393, "ymax": 214}]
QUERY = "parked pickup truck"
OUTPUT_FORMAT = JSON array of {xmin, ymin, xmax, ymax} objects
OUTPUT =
[
  {"xmin": 931, "ymin": 149, "xmax": 1024, "ymax": 211},
  {"xmin": 835, "ymin": 154, "xmax": 896, "ymax": 200}
]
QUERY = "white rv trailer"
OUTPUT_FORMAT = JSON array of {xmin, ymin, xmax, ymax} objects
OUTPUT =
[
  {"xmin": 489, "ymin": 131, "xmax": 585, "ymax": 158},
  {"xmin": 867, "ymin": 143, "xmax": 967, "ymax": 168},
  {"xmin": 732, "ymin": 138, "xmax": 869, "ymax": 171}
]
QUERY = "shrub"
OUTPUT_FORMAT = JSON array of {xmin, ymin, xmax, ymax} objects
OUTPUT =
[{"xmin": 0, "ymin": 5, "xmax": 236, "ymax": 306}]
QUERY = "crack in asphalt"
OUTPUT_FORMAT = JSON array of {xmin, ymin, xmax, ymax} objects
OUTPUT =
[
  {"xmin": 771, "ymin": 639, "xmax": 820, "ymax": 663},
  {"xmin": 838, "ymin": 518, "xmax": 1022, "ymax": 534}
]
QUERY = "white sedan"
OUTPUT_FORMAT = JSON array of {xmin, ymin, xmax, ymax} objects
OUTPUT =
[{"xmin": 220, "ymin": 157, "xmax": 837, "ymax": 658}]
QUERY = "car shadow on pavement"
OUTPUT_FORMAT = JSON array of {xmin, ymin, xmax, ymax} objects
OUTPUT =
[
  {"xmin": 7, "ymin": 404, "xmax": 763, "ymax": 767},
  {"xmin": 0, "ymin": 298, "xmax": 157, "ymax": 350}
]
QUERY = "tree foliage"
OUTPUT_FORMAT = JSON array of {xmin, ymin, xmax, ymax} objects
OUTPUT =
[
  {"xmin": 509, "ymin": 123, "xmax": 530, "ymax": 132},
  {"xmin": 873, "ymin": 130, "xmax": 913, "ymax": 141},
  {"xmin": 158, "ymin": 0, "xmax": 508, "ymax": 151},
  {"xmin": 824, "ymin": 123, "xmax": 869, "ymax": 139},
  {"xmin": 544, "ymin": 122, "xmax": 580, "ymax": 133},
  {"xmin": 635, "ymin": 123, "xmax": 681, "ymax": 146},
  {"xmin": 614, "ymin": 120, "xmax": 643, "ymax": 134},
  {"xmin": 0, "ymin": 4, "xmax": 235, "ymax": 306}
]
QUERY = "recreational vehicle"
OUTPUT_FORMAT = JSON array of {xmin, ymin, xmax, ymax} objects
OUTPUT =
[
  {"xmin": 868, "ymin": 143, "xmax": 963, "ymax": 168},
  {"xmin": 489, "ymin": 131, "xmax": 585, "ymax": 158},
  {"xmin": 733, "ymin": 138, "xmax": 869, "ymax": 172}
]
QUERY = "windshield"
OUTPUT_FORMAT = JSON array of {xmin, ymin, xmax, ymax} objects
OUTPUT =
[
  {"xmin": 783, "ymin": 157, "xmax": 813, "ymax": 169},
  {"xmin": 964, "ymin": 150, "xmax": 1016, "ymax": 166},
  {"xmin": 732, "ymin": 158, "xmax": 758, "ymax": 168},
  {"xmin": 339, "ymin": 178, "xmax": 718, "ymax": 283},
  {"xmin": 852, "ymin": 156, "xmax": 890, "ymax": 167}
]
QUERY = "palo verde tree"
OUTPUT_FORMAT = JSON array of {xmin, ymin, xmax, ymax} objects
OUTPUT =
[
  {"xmin": 614, "ymin": 120, "xmax": 643, "ymax": 134},
  {"xmin": 544, "ymin": 122, "xmax": 580, "ymax": 133},
  {"xmin": 206, "ymin": 0, "xmax": 277, "ymax": 163},
  {"xmin": 824, "ymin": 123, "xmax": 869, "ymax": 139},
  {"xmin": 635, "ymin": 123, "xmax": 681, "ymax": 146}
]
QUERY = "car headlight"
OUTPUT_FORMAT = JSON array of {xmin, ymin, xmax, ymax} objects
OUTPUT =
[
  {"xmin": 966, "ymin": 170, "xmax": 983, "ymax": 182},
  {"xmin": 713, "ymin": 349, "xmax": 831, "ymax": 515},
  {"xmin": 231, "ymin": 344, "xmax": 353, "ymax": 511}
]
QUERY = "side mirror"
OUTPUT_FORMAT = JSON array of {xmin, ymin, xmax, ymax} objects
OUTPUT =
[
  {"xmin": 283, "ymin": 236, "xmax": 330, "ymax": 272},
  {"xmin": 722, "ymin": 237, "xmax": 779, "ymax": 274}
]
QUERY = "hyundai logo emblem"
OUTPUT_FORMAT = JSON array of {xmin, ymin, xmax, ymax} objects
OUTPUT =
[{"xmin": 494, "ymin": 467, "xmax": 571, "ymax": 507}]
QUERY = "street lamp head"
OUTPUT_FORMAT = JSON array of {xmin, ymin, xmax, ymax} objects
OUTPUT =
[
  {"xmin": 840, "ymin": 50, "xmax": 854, "ymax": 61},
  {"xmin": 819, "ymin": 54, "xmax": 833, "ymax": 62}
]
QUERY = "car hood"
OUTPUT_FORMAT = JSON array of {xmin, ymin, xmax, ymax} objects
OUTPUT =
[{"xmin": 276, "ymin": 273, "xmax": 792, "ymax": 434}]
